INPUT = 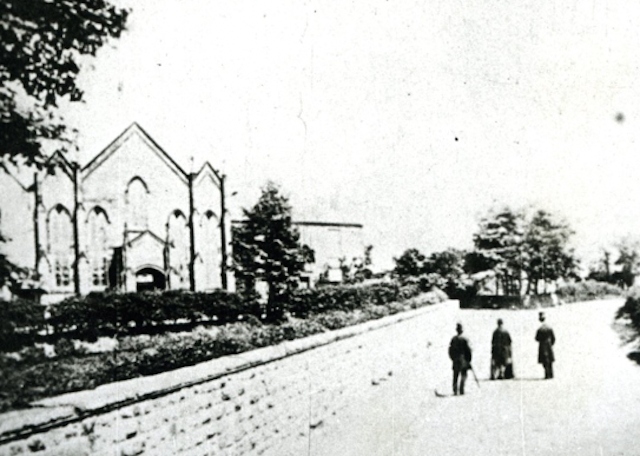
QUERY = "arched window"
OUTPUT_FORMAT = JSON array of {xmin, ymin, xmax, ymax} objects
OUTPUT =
[
  {"xmin": 126, "ymin": 177, "xmax": 148, "ymax": 230},
  {"xmin": 48, "ymin": 205, "xmax": 73, "ymax": 289},
  {"xmin": 168, "ymin": 210, "xmax": 189, "ymax": 289},
  {"xmin": 87, "ymin": 207, "xmax": 110, "ymax": 288}
]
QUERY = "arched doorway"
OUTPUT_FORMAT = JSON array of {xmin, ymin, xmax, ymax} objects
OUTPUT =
[{"xmin": 135, "ymin": 266, "xmax": 166, "ymax": 292}]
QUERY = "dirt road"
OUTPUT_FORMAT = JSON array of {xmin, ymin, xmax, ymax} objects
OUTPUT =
[{"xmin": 311, "ymin": 299, "xmax": 640, "ymax": 456}]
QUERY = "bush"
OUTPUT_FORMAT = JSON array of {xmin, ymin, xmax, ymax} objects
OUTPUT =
[
  {"xmin": 617, "ymin": 286, "xmax": 640, "ymax": 331},
  {"xmin": 556, "ymin": 280, "xmax": 623, "ymax": 303},
  {"xmin": 287, "ymin": 282, "xmax": 422, "ymax": 318},
  {"xmin": 0, "ymin": 287, "xmax": 447, "ymax": 412},
  {"xmin": 0, "ymin": 298, "xmax": 46, "ymax": 350},
  {"xmin": 47, "ymin": 290, "xmax": 259, "ymax": 339}
]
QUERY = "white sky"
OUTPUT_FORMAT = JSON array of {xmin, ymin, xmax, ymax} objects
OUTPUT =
[{"xmin": 58, "ymin": 0, "xmax": 640, "ymax": 270}]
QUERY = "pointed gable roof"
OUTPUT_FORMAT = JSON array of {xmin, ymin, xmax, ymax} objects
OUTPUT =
[
  {"xmin": 126, "ymin": 229, "xmax": 166, "ymax": 248},
  {"xmin": 0, "ymin": 162, "xmax": 33, "ymax": 191},
  {"xmin": 45, "ymin": 150, "xmax": 76, "ymax": 181},
  {"xmin": 193, "ymin": 161, "xmax": 223, "ymax": 188},
  {"xmin": 82, "ymin": 122, "xmax": 188, "ymax": 184}
]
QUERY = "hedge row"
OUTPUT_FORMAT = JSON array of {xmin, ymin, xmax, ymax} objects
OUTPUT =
[
  {"xmin": 0, "ymin": 290, "xmax": 257, "ymax": 350},
  {"xmin": 0, "ymin": 290, "xmax": 446, "ymax": 412},
  {"xmin": 288, "ymin": 282, "xmax": 422, "ymax": 318},
  {"xmin": 0, "ymin": 299, "xmax": 47, "ymax": 349},
  {"xmin": 0, "ymin": 282, "xmax": 424, "ymax": 350},
  {"xmin": 556, "ymin": 280, "xmax": 624, "ymax": 303},
  {"xmin": 48, "ymin": 290, "xmax": 259, "ymax": 334}
]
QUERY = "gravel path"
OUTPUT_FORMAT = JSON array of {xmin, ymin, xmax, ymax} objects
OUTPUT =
[{"xmin": 310, "ymin": 299, "xmax": 640, "ymax": 456}]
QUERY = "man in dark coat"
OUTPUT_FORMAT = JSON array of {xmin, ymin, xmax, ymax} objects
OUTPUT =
[
  {"xmin": 449, "ymin": 323, "xmax": 472, "ymax": 395},
  {"xmin": 491, "ymin": 318, "xmax": 513, "ymax": 380},
  {"xmin": 535, "ymin": 311, "xmax": 556, "ymax": 379}
]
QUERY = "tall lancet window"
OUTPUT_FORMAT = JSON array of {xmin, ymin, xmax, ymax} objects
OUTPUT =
[
  {"xmin": 201, "ymin": 211, "xmax": 220, "ymax": 289},
  {"xmin": 87, "ymin": 207, "xmax": 110, "ymax": 288},
  {"xmin": 168, "ymin": 210, "xmax": 189, "ymax": 289},
  {"xmin": 48, "ymin": 205, "xmax": 73, "ymax": 289},
  {"xmin": 126, "ymin": 177, "xmax": 148, "ymax": 230}
]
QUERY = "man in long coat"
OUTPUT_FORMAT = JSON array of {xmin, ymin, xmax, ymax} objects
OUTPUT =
[
  {"xmin": 449, "ymin": 323, "xmax": 472, "ymax": 395},
  {"xmin": 535, "ymin": 311, "xmax": 556, "ymax": 379},
  {"xmin": 491, "ymin": 318, "xmax": 513, "ymax": 380}
]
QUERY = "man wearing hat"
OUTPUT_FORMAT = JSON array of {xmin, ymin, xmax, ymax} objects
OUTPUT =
[
  {"xmin": 491, "ymin": 318, "xmax": 513, "ymax": 380},
  {"xmin": 449, "ymin": 323, "xmax": 473, "ymax": 395},
  {"xmin": 535, "ymin": 311, "xmax": 556, "ymax": 379}
]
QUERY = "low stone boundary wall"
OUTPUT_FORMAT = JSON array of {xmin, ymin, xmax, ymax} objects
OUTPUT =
[{"xmin": 0, "ymin": 300, "xmax": 458, "ymax": 456}]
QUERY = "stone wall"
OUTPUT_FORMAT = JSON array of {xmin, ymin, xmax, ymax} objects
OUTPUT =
[{"xmin": 0, "ymin": 300, "xmax": 457, "ymax": 456}]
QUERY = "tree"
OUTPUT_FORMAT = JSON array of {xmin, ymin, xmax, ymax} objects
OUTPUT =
[
  {"xmin": 393, "ymin": 248, "xmax": 426, "ymax": 278},
  {"xmin": 613, "ymin": 237, "xmax": 640, "ymax": 288},
  {"xmin": 470, "ymin": 207, "xmax": 577, "ymax": 295},
  {"xmin": 522, "ymin": 209, "xmax": 577, "ymax": 294},
  {"xmin": 231, "ymin": 182, "xmax": 314, "ymax": 321},
  {"xmin": 424, "ymin": 248, "xmax": 465, "ymax": 280},
  {"xmin": 423, "ymin": 248, "xmax": 470, "ymax": 297},
  {"xmin": 1, "ymin": 1, "xmax": 128, "ymax": 168},
  {"xmin": 470, "ymin": 207, "xmax": 525, "ymax": 295}
]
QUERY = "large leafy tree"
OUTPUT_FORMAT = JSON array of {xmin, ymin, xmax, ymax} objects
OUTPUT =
[
  {"xmin": 470, "ymin": 207, "xmax": 577, "ymax": 295},
  {"xmin": 232, "ymin": 182, "xmax": 314, "ymax": 321},
  {"xmin": 393, "ymin": 247, "xmax": 471, "ymax": 297},
  {"xmin": 470, "ymin": 207, "xmax": 525, "ymax": 295},
  {"xmin": 424, "ymin": 248, "xmax": 466, "ymax": 280},
  {"xmin": 522, "ymin": 209, "xmax": 577, "ymax": 294},
  {"xmin": 1, "ymin": 0, "xmax": 128, "ymax": 168}
]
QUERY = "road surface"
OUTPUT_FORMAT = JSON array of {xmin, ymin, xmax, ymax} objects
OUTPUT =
[{"xmin": 310, "ymin": 299, "xmax": 640, "ymax": 456}]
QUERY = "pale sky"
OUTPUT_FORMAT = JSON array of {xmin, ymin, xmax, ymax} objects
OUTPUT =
[{"xmin": 58, "ymin": 0, "xmax": 640, "ymax": 270}]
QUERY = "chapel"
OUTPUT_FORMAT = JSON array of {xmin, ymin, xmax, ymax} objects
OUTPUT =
[{"xmin": 0, "ymin": 123, "xmax": 229, "ymax": 303}]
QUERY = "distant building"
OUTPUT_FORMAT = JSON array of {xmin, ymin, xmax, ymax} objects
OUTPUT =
[
  {"xmin": 230, "ymin": 220, "xmax": 365, "ymax": 288},
  {"xmin": 295, "ymin": 221, "xmax": 365, "ymax": 285},
  {"xmin": 0, "ymin": 123, "xmax": 230, "ymax": 303},
  {"xmin": 1, "ymin": 124, "xmax": 366, "ymax": 302}
]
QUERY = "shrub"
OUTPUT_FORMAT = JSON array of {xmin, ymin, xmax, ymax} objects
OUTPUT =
[
  {"xmin": 0, "ymin": 298, "xmax": 46, "ymax": 350},
  {"xmin": 556, "ymin": 280, "xmax": 623, "ymax": 303},
  {"xmin": 47, "ymin": 290, "xmax": 259, "ymax": 339},
  {"xmin": 287, "ymin": 282, "xmax": 422, "ymax": 318},
  {"xmin": 0, "ymin": 288, "xmax": 446, "ymax": 413},
  {"xmin": 618, "ymin": 286, "xmax": 640, "ymax": 331}
]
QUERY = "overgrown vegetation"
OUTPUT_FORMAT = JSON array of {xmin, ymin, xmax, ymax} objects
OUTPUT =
[
  {"xmin": 616, "ymin": 287, "xmax": 640, "ymax": 334},
  {"xmin": 0, "ymin": 283, "xmax": 445, "ymax": 413},
  {"xmin": 556, "ymin": 280, "xmax": 623, "ymax": 303},
  {"xmin": 393, "ymin": 206, "xmax": 579, "ymax": 298}
]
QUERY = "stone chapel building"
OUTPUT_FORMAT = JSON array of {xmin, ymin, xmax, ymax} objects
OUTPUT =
[{"xmin": 0, "ymin": 123, "xmax": 230, "ymax": 303}]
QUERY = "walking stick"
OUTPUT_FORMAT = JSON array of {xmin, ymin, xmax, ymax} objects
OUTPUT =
[{"xmin": 470, "ymin": 365, "xmax": 481, "ymax": 388}]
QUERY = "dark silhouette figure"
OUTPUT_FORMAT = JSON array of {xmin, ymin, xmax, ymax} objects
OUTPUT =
[
  {"xmin": 491, "ymin": 318, "xmax": 513, "ymax": 380},
  {"xmin": 535, "ymin": 311, "xmax": 556, "ymax": 379},
  {"xmin": 449, "ymin": 323, "xmax": 472, "ymax": 395}
]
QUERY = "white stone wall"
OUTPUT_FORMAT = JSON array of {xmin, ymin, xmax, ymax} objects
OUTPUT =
[{"xmin": 0, "ymin": 300, "xmax": 457, "ymax": 456}]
